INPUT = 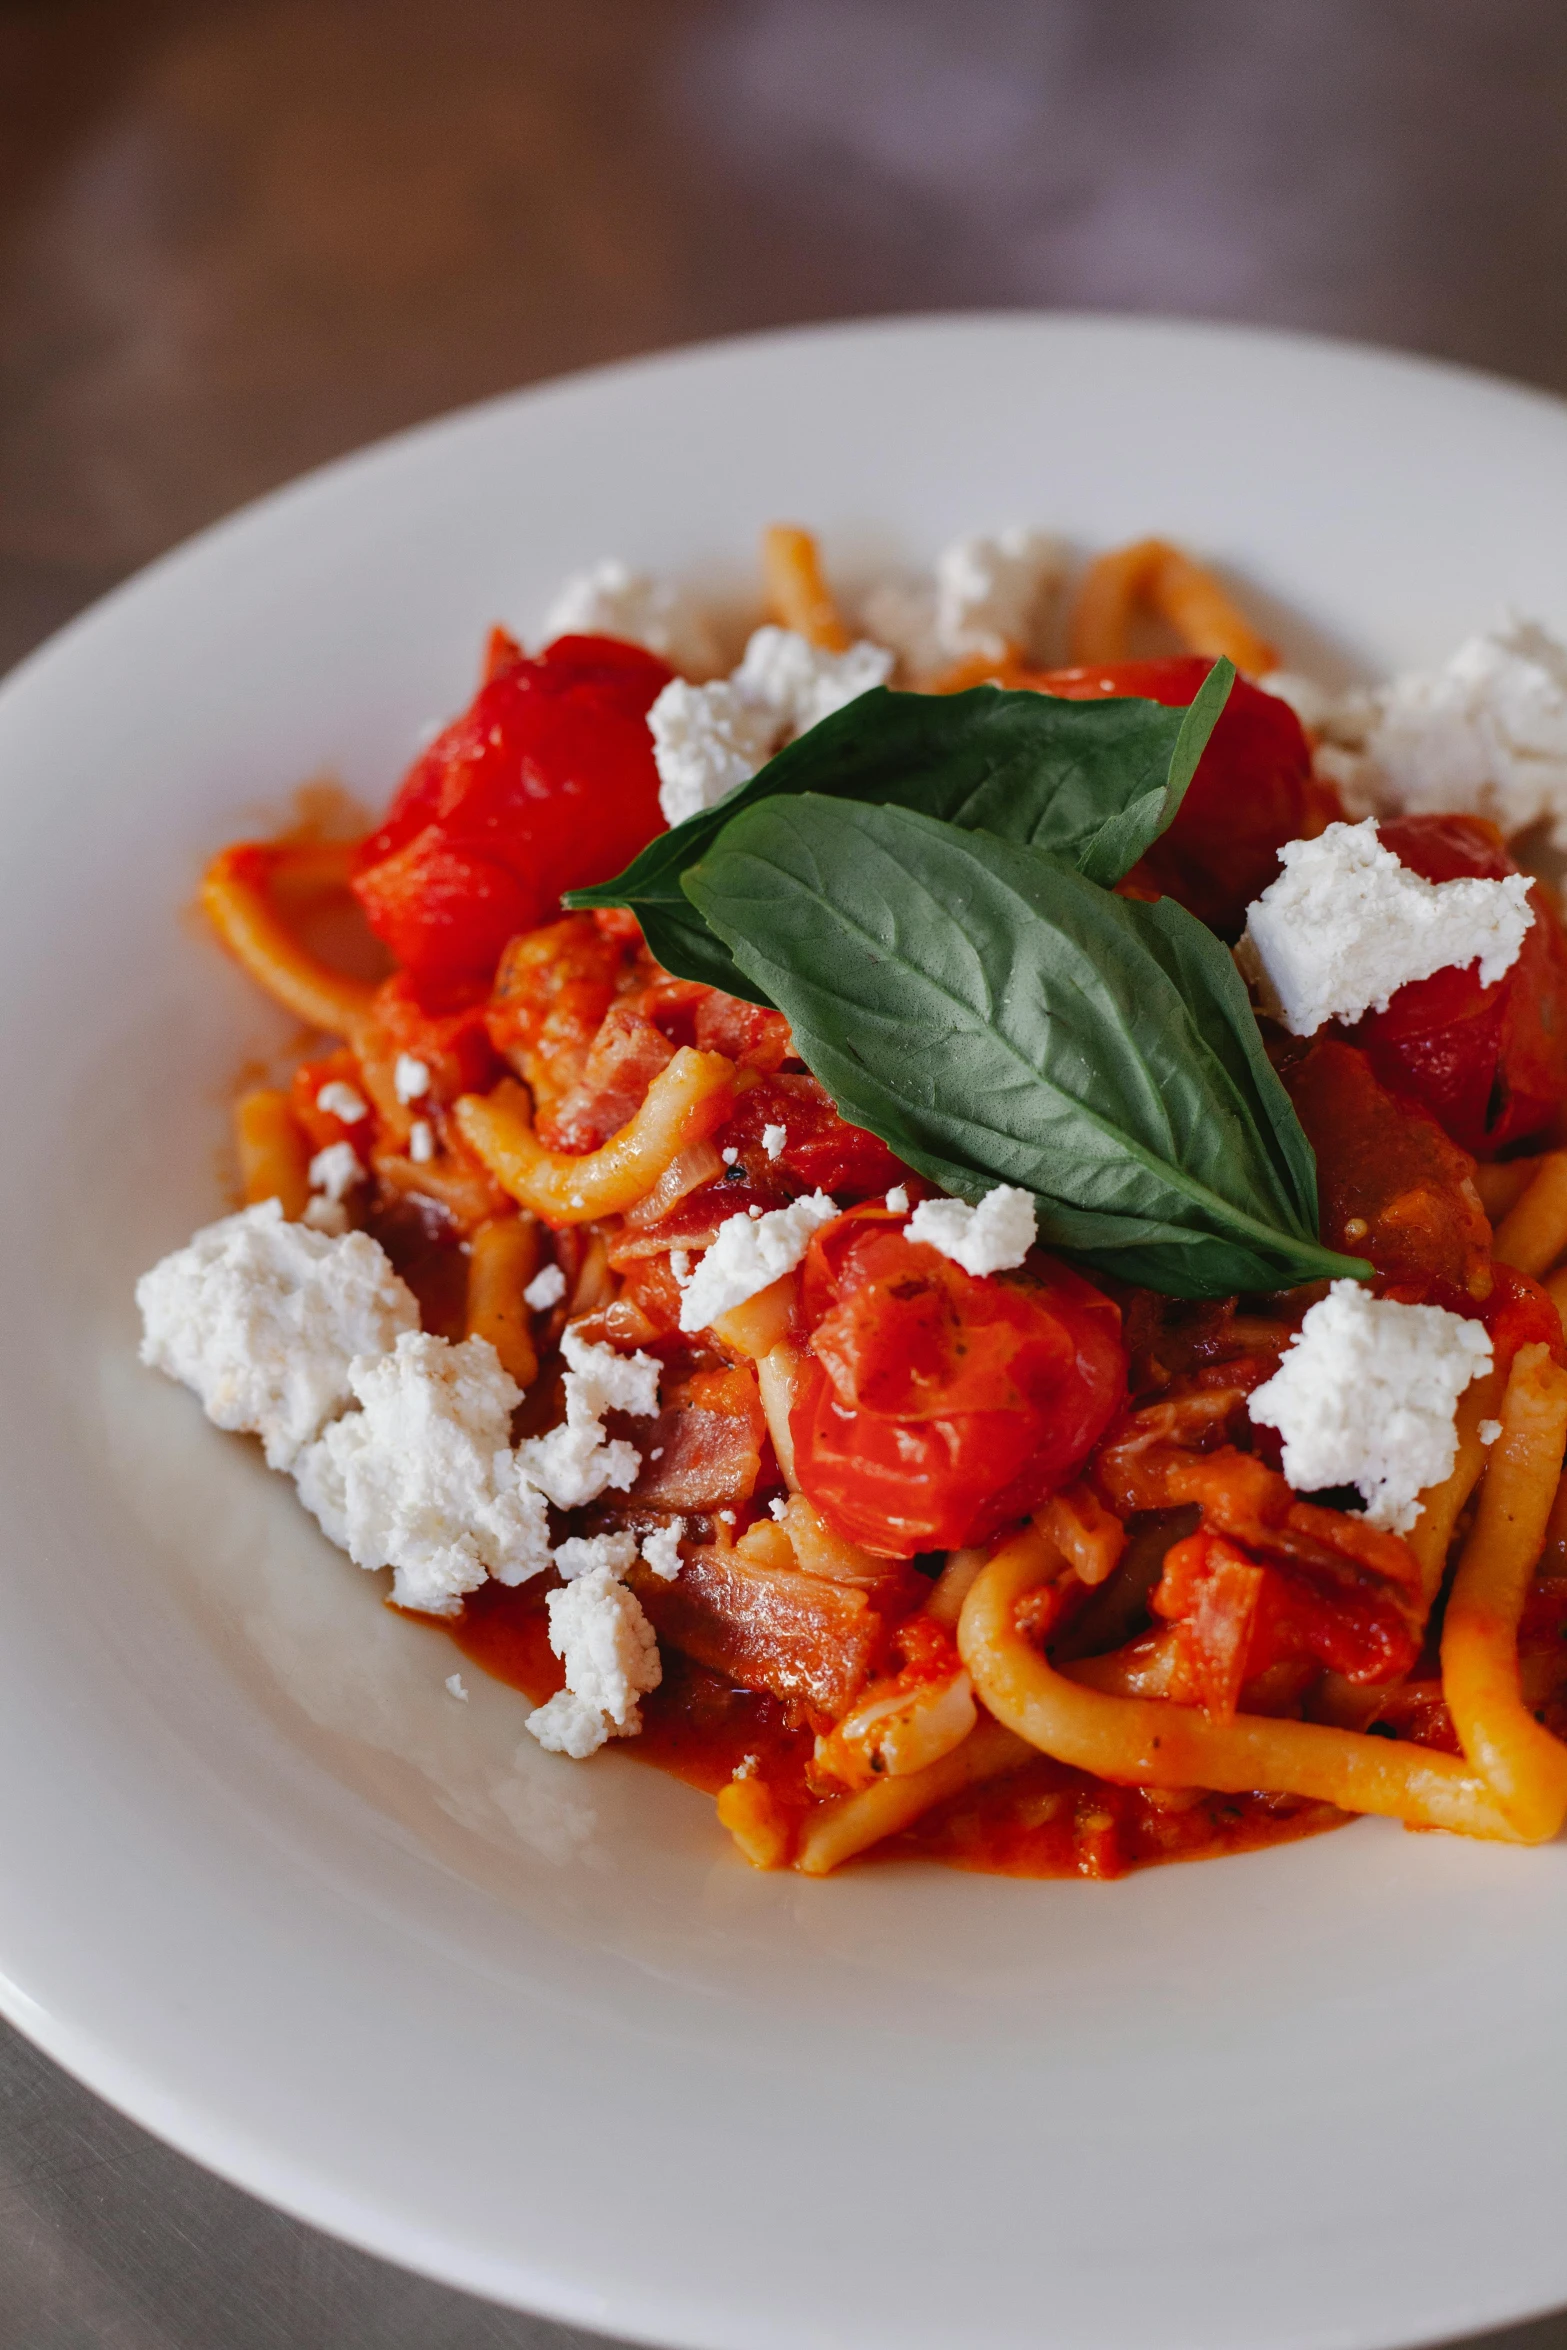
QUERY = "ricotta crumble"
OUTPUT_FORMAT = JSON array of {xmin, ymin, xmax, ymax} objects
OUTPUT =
[
  {"xmin": 1237, "ymin": 819, "xmax": 1534, "ymax": 1036},
  {"xmin": 678, "ymin": 1191, "xmax": 840, "ymax": 1332},
  {"xmin": 136, "ymin": 1201, "xmax": 418, "ymax": 1470},
  {"xmin": 1247, "ymin": 1282, "xmax": 1494, "ymax": 1533},
  {"xmin": 906, "ymin": 1186, "xmax": 1037, "ymax": 1278},
  {"xmin": 541, "ymin": 558, "xmax": 721, "ymax": 679},
  {"xmin": 526, "ymin": 1564, "xmax": 663, "ymax": 1758},
  {"xmin": 516, "ymin": 1324, "xmax": 661, "ymax": 1508},
  {"xmin": 647, "ymin": 625, "xmax": 894, "ymax": 826}
]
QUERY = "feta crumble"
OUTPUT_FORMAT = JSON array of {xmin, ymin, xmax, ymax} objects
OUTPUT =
[
  {"xmin": 647, "ymin": 625, "xmax": 894, "ymax": 827},
  {"xmin": 446, "ymin": 1672, "xmax": 469, "ymax": 1702},
  {"xmin": 408, "ymin": 1120, "xmax": 435, "ymax": 1165},
  {"xmin": 934, "ymin": 528, "xmax": 1066, "ymax": 665},
  {"xmin": 542, "ymin": 558, "xmax": 720, "ymax": 679},
  {"xmin": 554, "ymin": 1531, "xmax": 639, "ymax": 1582},
  {"xmin": 647, "ymin": 677, "xmax": 778, "ymax": 827},
  {"xmin": 640, "ymin": 1519, "xmax": 686, "ymax": 1580},
  {"xmin": 1247, "ymin": 1282, "xmax": 1494, "ymax": 1533},
  {"xmin": 294, "ymin": 1332, "xmax": 551, "ymax": 1614},
  {"xmin": 393, "ymin": 1053, "xmax": 431, "ymax": 1104},
  {"xmin": 309, "ymin": 1140, "xmax": 364, "ymax": 1203},
  {"xmin": 1479, "ymin": 1418, "xmax": 1503, "ymax": 1446},
  {"xmin": 678, "ymin": 1191, "xmax": 840, "ymax": 1332},
  {"xmin": 526, "ymin": 1565, "xmax": 662, "ymax": 1756},
  {"xmin": 1313, "ymin": 617, "xmax": 1567, "ymax": 846},
  {"xmin": 906, "ymin": 1186, "xmax": 1037, "ymax": 1277},
  {"xmin": 315, "ymin": 1080, "xmax": 367, "ymax": 1123},
  {"xmin": 1236, "ymin": 819, "xmax": 1533, "ymax": 1037},
  {"xmin": 885, "ymin": 1185, "xmax": 910, "ymax": 1214},
  {"xmin": 136, "ymin": 1201, "xmax": 418, "ymax": 1470},
  {"xmin": 523, "ymin": 1261, "xmax": 567, "ymax": 1311},
  {"xmin": 516, "ymin": 1325, "xmax": 660, "ymax": 1508},
  {"xmin": 761, "ymin": 1123, "xmax": 787, "ymax": 1160}
]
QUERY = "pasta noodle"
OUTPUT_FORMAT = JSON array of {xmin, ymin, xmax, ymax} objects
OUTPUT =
[
  {"xmin": 1405, "ymin": 1366, "xmax": 1507, "ymax": 1606},
  {"xmin": 234, "ymin": 1087, "xmax": 310, "ymax": 1220},
  {"xmin": 1440, "ymin": 1342, "xmax": 1567, "ymax": 1841},
  {"xmin": 1491, "ymin": 1152, "xmax": 1567, "ymax": 1275},
  {"xmin": 761, "ymin": 524, "xmax": 850, "ymax": 651},
  {"xmin": 202, "ymin": 843, "xmax": 377, "ymax": 1039},
  {"xmin": 794, "ymin": 1718, "xmax": 1033, "ymax": 1877},
  {"xmin": 464, "ymin": 1215, "xmax": 542, "ymax": 1388},
  {"xmin": 454, "ymin": 1054, "xmax": 735, "ymax": 1225},
  {"xmin": 958, "ymin": 1528, "xmax": 1520, "ymax": 1839},
  {"xmin": 1068, "ymin": 538, "xmax": 1277, "ymax": 674}
]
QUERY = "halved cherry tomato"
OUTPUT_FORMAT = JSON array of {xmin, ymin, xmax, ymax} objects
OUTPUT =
[
  {"xmin": 1030, "ymin": 655, "xmax": 1322, "ymax": 937},
  {"xmin": 352, "ymin": 633, "xmax": 671, "ymax": 995},
  {"xmin": 1350, "ymin": 813, "xmax": 1567, "ymax": 1158},
  {"xmin": 790, "ymin": 1204, "xmax": 1127, "ymax": 1557},
  {"xmin": 716, "ymin": 1072, "xmax": 916, "ymax": 1202}
]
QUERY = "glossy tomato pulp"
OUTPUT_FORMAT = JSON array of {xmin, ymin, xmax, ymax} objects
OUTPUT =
[
  {"xmin": 1351, "ymin": 813, "xmax": 1567, "ymax": 1157},
  {"xmin": 352, "ymin": 632, "xmax": 672, "ymax": 995},
  {"xmin": 1031, "ymin": 656, "xmax": 1318, "ymax": 937},
  {"xmin": 790, "ymin": 1205, "xmax": 1128, "ymax": 1557}
]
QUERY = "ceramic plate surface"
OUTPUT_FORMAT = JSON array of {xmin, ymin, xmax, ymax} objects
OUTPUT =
[{"xmin": 2, "ymin": 315, "xmax": 1566, "ymax": 2350}]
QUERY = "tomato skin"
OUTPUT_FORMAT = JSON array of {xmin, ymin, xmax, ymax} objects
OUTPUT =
[
  {"xmin": 791, "ymin": 1205, "xmax": 1127, "ymax": 1557},
  {"xmin": 352, "ymin": 634, "xmax": 671, "ymax": 992},
  {"xmin": 1350, "ymin": 814, "xmax": 1567, "ymax": 1157},
  {"xmin": 716, "ymin": 1072, "xmax": 915, "ymax": 1202},
  {"xmin": 1031, "ymin": 656, "xmax": 1318, "ymax": 937}
]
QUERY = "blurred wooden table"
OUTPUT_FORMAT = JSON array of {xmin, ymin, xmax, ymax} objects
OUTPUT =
[{"xmin": 6, "ymin": 2, "xmax": 1567, "ymax": 2342}]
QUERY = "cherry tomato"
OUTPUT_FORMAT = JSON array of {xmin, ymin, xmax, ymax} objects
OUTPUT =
[
  {"xmin": 353, "ymin": 633, "xmax": 671, "ymax": 994},
  {"xmin": 1030, "ymin": 656, "xmax": 1323, "ymax": 937},
  {"xmin": 1350, "ymin": 813, "xmax": 1567, "ymax": 1158},
  {"xmin": 790, "ymin": 1204, "xmax": 1127, "ymax": 1557},
  {"xmin": 716, "ymin": 1072, "xmax": 915, "ymax": 1202}
]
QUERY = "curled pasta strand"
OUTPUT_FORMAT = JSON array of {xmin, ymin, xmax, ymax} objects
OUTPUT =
[
  {"xmin": 793, "ymin": 1718, "xmax": 1032, "ymax": 1877},
  {"xmin": 1067, "ymin": 538, "xmax": 1277, "ymax": 674},
  {"xmin": 1406, "ymin": 1366, "xmax": 1508, "ymax": 1607},
  {"xmin": 454, "ymin": 1052, "xmax": 735, "ymax": 1227},
  {"xmin": 202, "ymin": 843, "xmax": 377, "ymax": 1039},
  {"xmin": 761, "ymin": 524, "xmax": 850, "ymax": 651},
  {"xmin": 234, "ymin": 1087, "xmax": 310, "ymax": 1219},
  {"xmin": 464, "ymin": 1215, "xmax": 542, "ymax": 1389},
  {"xmin": 1441, "ymin": 1342, "xmax": 1567, "ymax": 1842},
  {"xmin": 958, "ymin": 1528, "xmax": 1519, "ymax": 1840}
]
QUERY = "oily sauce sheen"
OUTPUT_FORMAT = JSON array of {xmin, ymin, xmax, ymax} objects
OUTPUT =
[{"xmin": 445, "ymin": 1581, "xmax": 1348, "ymax": 1880}]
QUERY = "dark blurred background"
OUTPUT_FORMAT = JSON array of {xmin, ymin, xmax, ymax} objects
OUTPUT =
[{"xmin": 6, "ymin": 2, "xmax": 1567, "ymax": 2343}]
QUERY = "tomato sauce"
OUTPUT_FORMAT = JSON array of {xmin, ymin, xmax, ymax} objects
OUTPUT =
[{"xmin": 444, "ymin": 1580, "xmax": 1351, "ymax": 1879}]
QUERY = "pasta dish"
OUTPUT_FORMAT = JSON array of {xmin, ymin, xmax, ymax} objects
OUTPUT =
[{"xmin": 137, "ymin": 522, "xmax": 1567, "ymax": 1879}]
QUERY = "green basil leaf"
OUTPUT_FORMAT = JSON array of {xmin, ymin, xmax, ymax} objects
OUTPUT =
[
  {"xmin": 681, "ymin": 796, "xmax": 1369, "ymax": 1299},
  {"xmin": 566, "ymin": 665, "xmax": 1233, "ymax": 999}
]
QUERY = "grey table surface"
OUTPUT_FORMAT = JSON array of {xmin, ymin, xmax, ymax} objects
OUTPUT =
[{"xmin": 5, "ymin": 2, "xmax": 1567, "ymax": 2342}]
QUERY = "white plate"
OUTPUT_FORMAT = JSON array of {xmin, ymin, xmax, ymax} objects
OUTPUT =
[{"xmin": 2, "ymin": 314, "xmax": 1565, "ymax": 2350}]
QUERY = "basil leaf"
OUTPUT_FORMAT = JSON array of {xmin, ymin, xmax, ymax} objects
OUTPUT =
[
  {"xmin": 682, "ymin": 796, "xmax": 1369, "ymax": 1299},
  {"xmin": 567, "ymin": 666, "xmax": 1233, "ymax": 998}
]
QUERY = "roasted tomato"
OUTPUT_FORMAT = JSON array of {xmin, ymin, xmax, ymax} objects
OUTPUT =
[
  {"xmin": 790, "ymin": 1204, "xmax": 1127, "ymax": 1557},
  {"xmin": 352, "ymin": 633, "xmax": 671, "ymax": 994},
  {"xmin": 716, "ymin": 1072, "xmax": 916, "ymax": 1202},
  {"xmin": 1030, "ymin": 655, "xmax": 1322, "ymax": 936},
  {"xmin": 1348, "ymin": 814, "xmax": 1567, "ymax": 1157}
]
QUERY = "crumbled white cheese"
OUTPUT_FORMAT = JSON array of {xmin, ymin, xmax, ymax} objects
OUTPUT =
[
  {"xmin": 678, "ymin": 1191, "xmax": 840, "ymax": 1332},
  {"xmin": 136, "ymin": 1201, "xmax": 418, "ymax": 1471},
  {"xmin": 408, "ymin": 1120, "xmax": 435, "ymax": 1165},
  {"xmin": 761, "ymin": 1123, "xmax": 787, "ymax": 1160},
  {"xmin": 1236, "ymin": 819, "xmax": 1534, "ymax": 1038},
  {"xmin": 294, "ymin": 1332, "xmax": 550, "ymax": 1614},
  {"xmin": 647, "ymin": 676, "xmax": 778, "ymax": 827},
  {"xmin": 315, "ymin": 1080, "xmax": 368, "ymax": 1124},
  {"xmin": 1479, "ymin": 1418, "xmax": 1503, "ymax": 1446},
  {"xmin": 553, "ymin": 1531, "xmax": 639, "ymax": 1582},
  {"xmin": 523, "ymin": 1261, "xmax": 567, "ymax": 1311},
  {"xmin": 885, "ymin": 1184, "xmax": 910, "ymax": 1214},
  {"xmin": 733, "ymin": 1751, "xmax": 760, "ymax": 1780},
  {"xmin": 1247, "ymin": 1282, "xmax": 1494, "ymax": 1533},
  {"xmin": 302, "ymin": 1198, "xmax": 349, "ymax": 1236},
  {"xmin": 309, "ymin": 1140, "xmax": 364, "ymax": 1204},
  {"xmin": 542, "ymin": 558, "xmax": 720, "ymax": 679},
  {"xmin": 1314, "ymin": 617, "xmax": 1567, "ymax": 846},
  {"xmin": 859, "ymin": 576, "xmax": 945, "ymax": 679},
  {"xmin": 640, "ymin": 1519, "xmax": 686, "ymax": 1580},
  {"xmin": 394, "ymin": 1053, "xmax": 431, "ymax": 1104},
  {"xmin": 768, "ymin": 1495, "xmax": 789, "ymax": 1522},
  {"xmin": 934, "ymin": 528, "xmax": 1066, "ymax": 665},
  {"xmin": 516, "ymin": 1325, "xmax": 660, "ymax": 1507},
  {"xmin": 525, "ymin": 1564, "xmax": 662, "ymax": 1756},
  {"xmin": 720, "ymin": 1147, "xmax": 738, "ymax": 1165},
  {"xmin": 906, "ymin": 1186, "xmax": 1037, "ymax": 1277},
  {"xmin": 446, "ymin": 1672, "xmax": 469, "ymax": 1702},
  {"xmin": 733, "ymin": 624, "xmax": 893, "ymax": 735},
  {"xmin": 668, "ymin": 1248, "xmax": 692, "ymax": 1287}
]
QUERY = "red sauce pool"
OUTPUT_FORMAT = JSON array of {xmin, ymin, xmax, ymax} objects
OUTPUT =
[{"xmin": 446, "ymin": 1581, "xmax": 1350, "ymax": 1880}]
